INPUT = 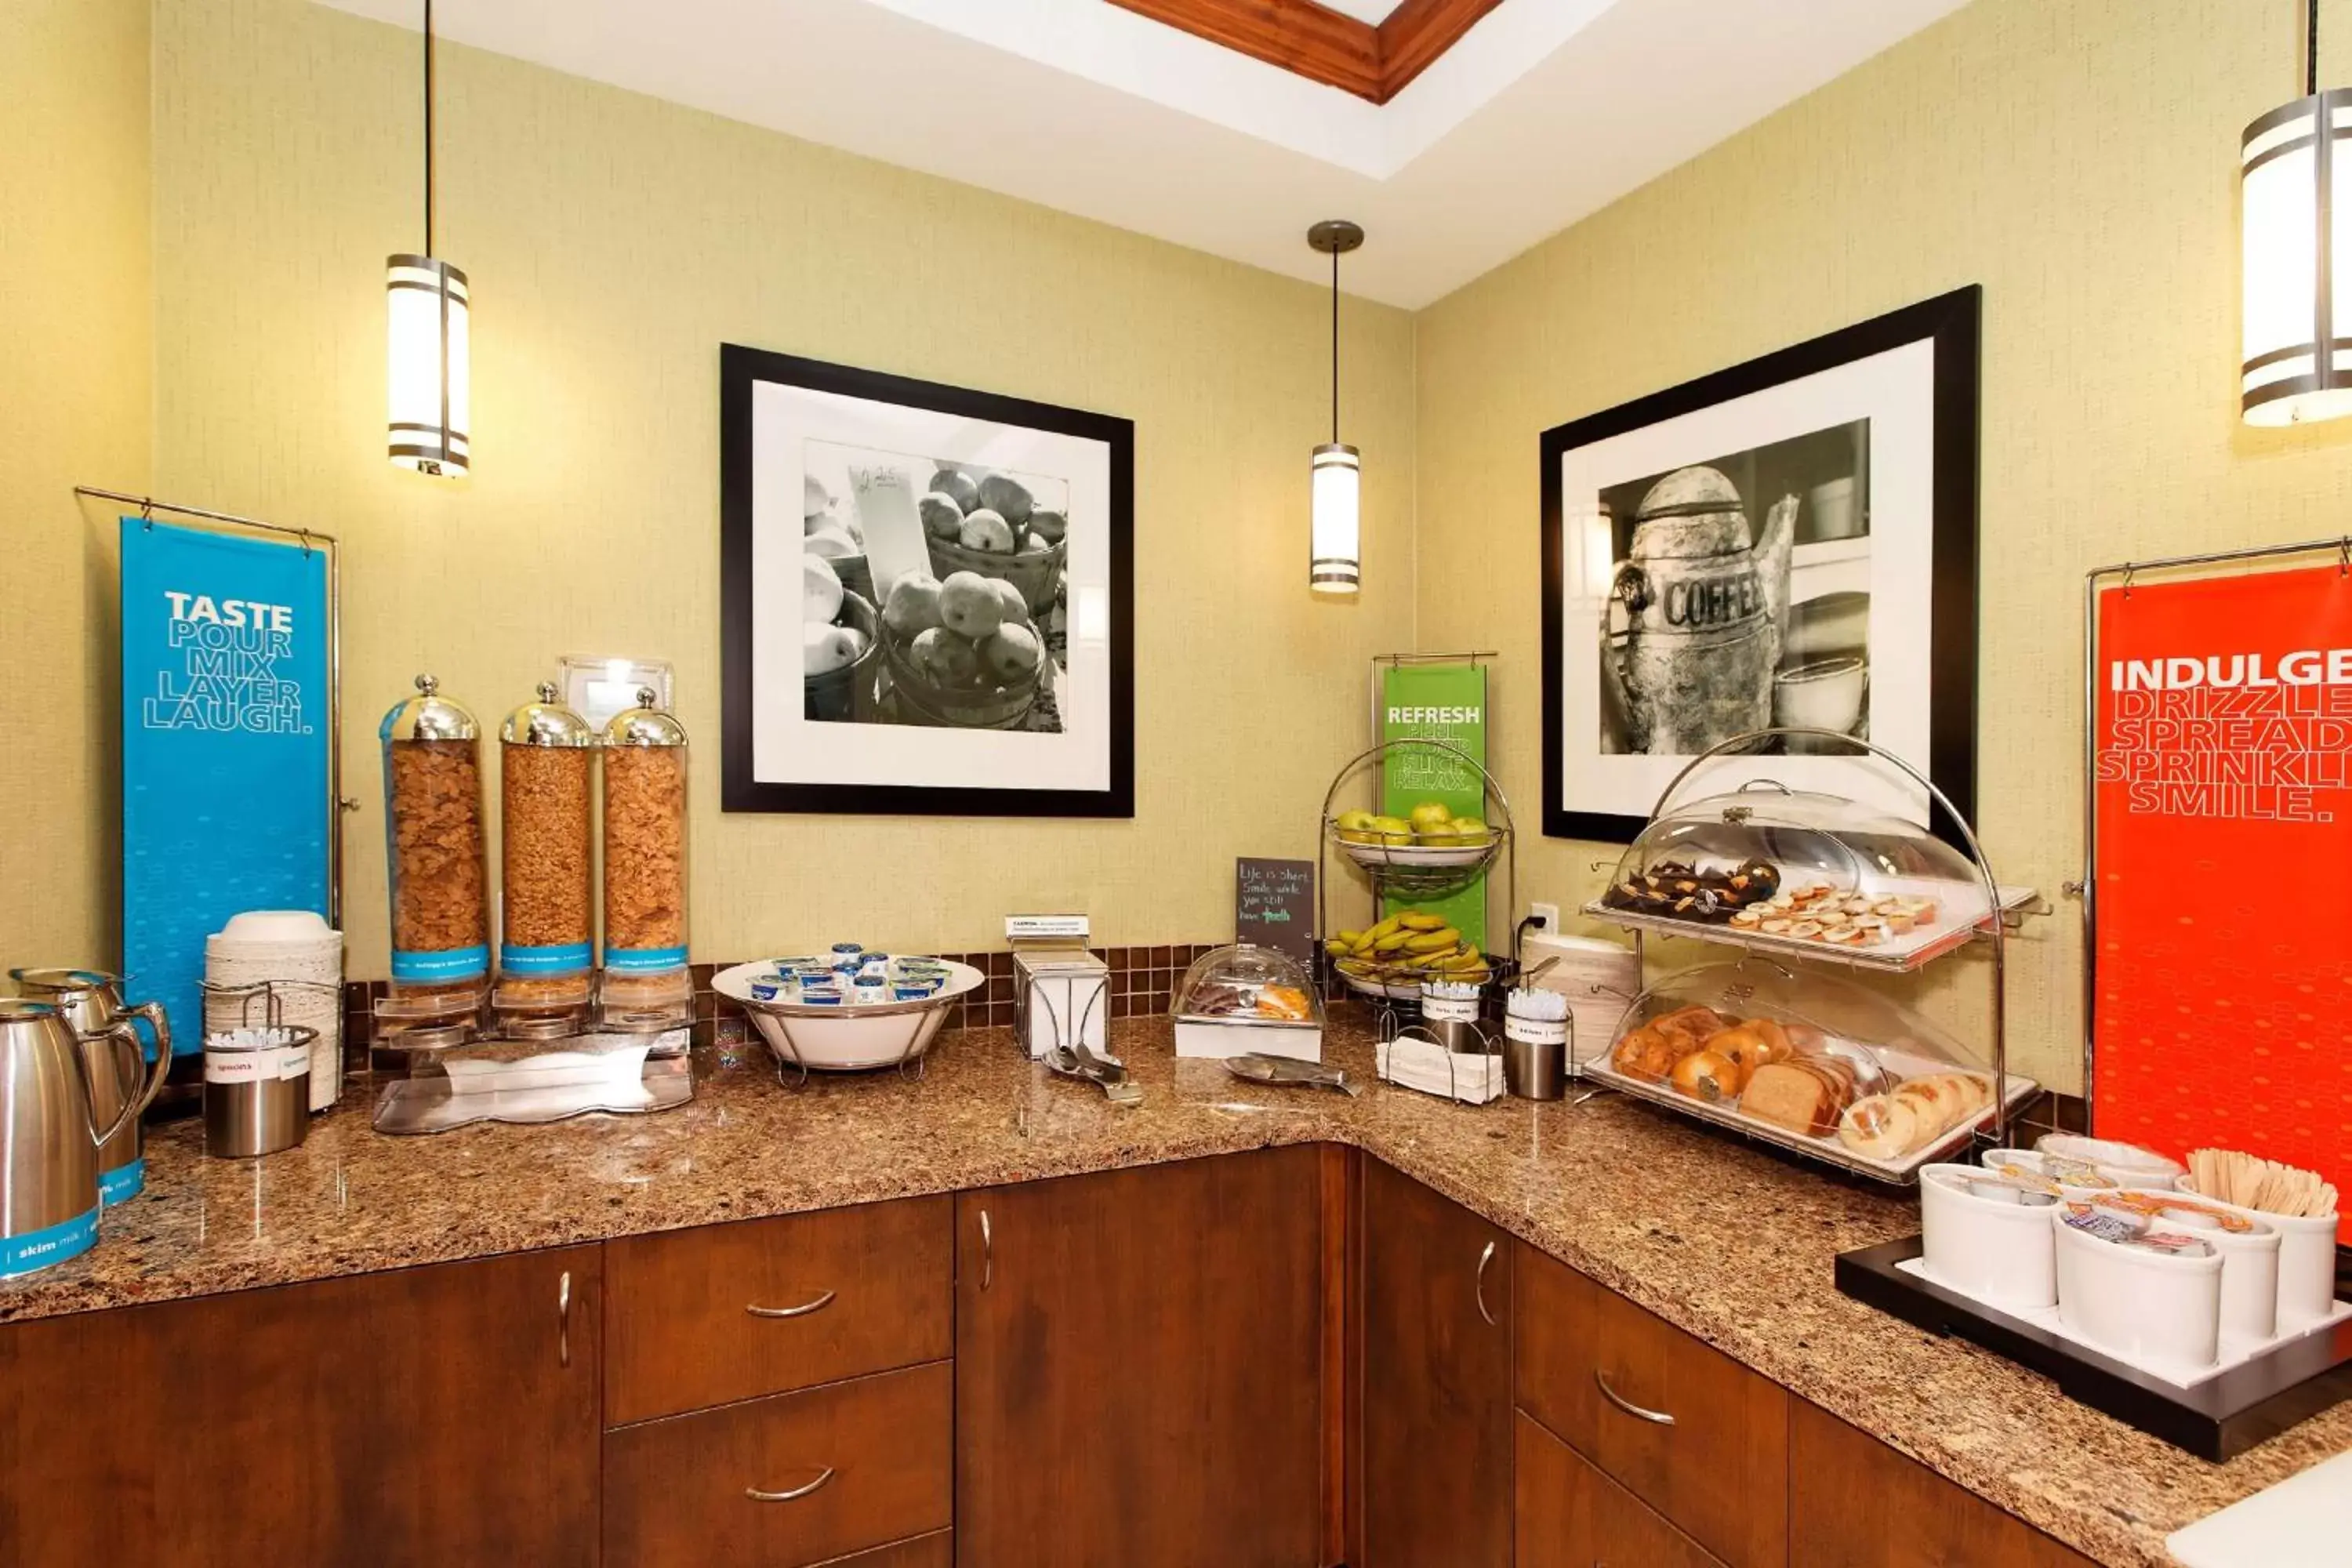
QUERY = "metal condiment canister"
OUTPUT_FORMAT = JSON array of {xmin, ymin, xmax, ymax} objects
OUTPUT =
[{"xmin": 203, "ymin": 1028, "xmax": 315, "ymax": 1158}]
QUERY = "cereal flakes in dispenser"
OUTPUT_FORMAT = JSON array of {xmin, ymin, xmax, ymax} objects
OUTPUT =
[
  {"xmin": 495, "ymin": 682, "xmax": 597, "ymax": 1029},
  {"xmin": 600, "ymin": 688, "xmax": 691, "ymax": 1027},
  {"xmin": 378, "ymin": 674, "xmax": 491, "ymax": 1043}
]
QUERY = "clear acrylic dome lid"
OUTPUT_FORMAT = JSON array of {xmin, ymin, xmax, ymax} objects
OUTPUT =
[
  {"xmin": 1172, "ymin": 943, "xmax": 1323, "ymax": 1025},
  {"xmin": 1599, "ymin": 781, "xmax": 1987, "ymax": 940},
  {"xmin": 1600, "ymin": 960, "xmax": 2020, "ymax": 1176}
]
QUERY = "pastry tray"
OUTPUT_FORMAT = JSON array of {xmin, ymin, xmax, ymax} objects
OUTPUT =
[
  {"xmin": 1582, "ymin": 881, "xmax": 2041, "ymax": 975},
  {"xmin": 1837, "ymin": 1235, "xmax": 2352, "ymax": 1460},
  {"xmin": 1577, "ymin": 1047, "xmax": 2039, "ymax": 1185}
]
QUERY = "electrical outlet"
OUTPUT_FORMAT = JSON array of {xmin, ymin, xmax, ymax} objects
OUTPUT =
[{"xmin": 1528, "ymin": 902, "xmax": 1560, "ymax": 933}]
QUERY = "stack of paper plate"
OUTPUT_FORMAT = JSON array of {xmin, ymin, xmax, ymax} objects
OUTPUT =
[{"xmin": 205, "ymin": 910, "xmax": 343, "ymax": 1111}]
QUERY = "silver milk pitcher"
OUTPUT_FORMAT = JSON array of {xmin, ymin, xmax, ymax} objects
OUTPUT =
[
  {"xmin": 8, "ymin": 968, "xmax": 172, "ymax": 1205},
  {"xmin": 0, "ymin": 1000, "xmax": 151, "ymax": 1277}
]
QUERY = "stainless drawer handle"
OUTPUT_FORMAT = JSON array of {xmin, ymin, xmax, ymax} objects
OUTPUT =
[
  {"xmin": 979, "ymin": 1207, "xmax": 993, "ymax": 1292},
  {"xmin": 746, "ymin": 1467, "xmax": 835, "ymax": 1504},
  {"xmin": 746, "ymin": 1289, "xmax": 837, "ymax": 1319},
  {"xmin": 1594, "ymin": 1369, "xmax": 1675, "ymax": 1427},
  {"xmin": 557, "ymin": 1270, "xmax": 572, "ymax": 1368},
  {"xmin": 1474, "ymin": 1240, "xmax": 1499, "ymax": 1327}
]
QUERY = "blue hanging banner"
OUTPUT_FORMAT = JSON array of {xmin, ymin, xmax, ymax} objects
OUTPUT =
[{"xmin": 120, "ymin": 517, "xmax": 332, "ymax": 1055}]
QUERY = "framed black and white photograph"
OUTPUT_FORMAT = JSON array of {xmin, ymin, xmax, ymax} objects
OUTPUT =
[
  {"xmin": 721, "ymin": 345, "xmax": 1134, "ymax": 815},
  {"xmin": 1541, "ymin": 286, "xmax": 1980, "ymax": 843}
]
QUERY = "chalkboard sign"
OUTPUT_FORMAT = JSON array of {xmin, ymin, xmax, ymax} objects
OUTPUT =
[{"xmin": 1236, "ymin": 858, "xmax": 1316, "ymax": 964}]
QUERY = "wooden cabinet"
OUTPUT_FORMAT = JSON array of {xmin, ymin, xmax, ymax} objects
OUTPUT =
[
  {"xmin": 0, "ymin": 1247, "xmax": 598, "ymax": 1568},
  {"xmin": 604, "ymin": 1360, "xmax": 953, "ymax": 1568},
  {"xmin": 605, "ymin": 1195, "xmax": 952, "ymax": 1425},
  {"xmin": 1788, "ymin": 1401, "xmax": 2097, "ymax": 1568},
  {"xmin": 1516, "ymin": 1243, "xmax": 1787, "ymax": 1568},
  {"xmin": 1359, "ymin": 1157, "xmax": 1512, "ymax": 1568},
  {"xmin": 1517, "ymin": 1410, "xmax": 1722, "ymax": 1568},
  {"xmin": 953, "ymin": 1146, "xmax": 1327, "ymax": 1568}
]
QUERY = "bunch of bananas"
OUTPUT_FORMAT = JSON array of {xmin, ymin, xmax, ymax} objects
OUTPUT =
[{"xmin": 1324, "ymin": 911, "xmax": 1490, "ymax": 985}]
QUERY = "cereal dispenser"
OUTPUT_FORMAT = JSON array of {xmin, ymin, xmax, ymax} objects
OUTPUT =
[
  {"xmin": 377, "ymin": 674, "xmax": 490, "ymax": 1046},
  {"xmin": 599, "ymin": 688, "xmax": 691, "ymax": 1030},
  {"xmin": 495, "ymin": 682, "xmax": 596, "ymax": 1034}
]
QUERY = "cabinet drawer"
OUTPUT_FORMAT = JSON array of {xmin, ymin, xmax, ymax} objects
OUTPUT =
[
  {"xmin": 1788, "ymin": 1401, "xmax": 2098, "ymax": 1568},
  {"xmin": 604, "ymin": 1361, "xmax": 953, "ymax": 1568},
  {"xmin": 606, "ymin": 1195, "xmax": 951, "ymax": 1424},
  {"xmin": 1516, "ymin": 1244, "xmax": 1788, "ymax": 1568},
  {"xmin": 1517, "ymin": 1411, "xmax": 1722, "ymax": 1568}
]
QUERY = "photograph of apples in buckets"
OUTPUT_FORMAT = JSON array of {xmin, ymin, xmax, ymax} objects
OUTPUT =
[{"xmin": 801, "ymin": 438, "xmax": 1070, "ymax": 732}]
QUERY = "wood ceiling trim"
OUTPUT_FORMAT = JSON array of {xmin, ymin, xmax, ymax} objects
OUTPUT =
[
  {"xmin": 1376, "ymin": 0, "xmax": 1509, "ymax": 100},
  {"xmin": 1105, "ymin": 0, "xmax": 1383, "ymax": 100},
  {"xmin": 1105, "ymin": 0, "xmax": 1509, "ymax": 104}
]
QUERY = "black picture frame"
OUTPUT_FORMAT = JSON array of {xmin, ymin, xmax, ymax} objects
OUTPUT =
[
  {"xmin": 720, "ymin": 343, "xmax": 1135, "ymax": 817},
  {"xmin": 1539, "ymin": 285, "xmax": 1981, "ymax": 846}
]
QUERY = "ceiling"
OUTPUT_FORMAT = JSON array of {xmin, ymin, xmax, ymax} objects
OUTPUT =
[{"xmin": 319, "ymin": 0, "xmax": 1968, "ymax": 309}]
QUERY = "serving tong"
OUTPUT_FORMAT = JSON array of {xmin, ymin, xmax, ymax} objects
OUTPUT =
[
  {"xmin": 1044, "ymin": 1036, "xmax": 1144, "ymax": 1106},
  {"xmin": 1222, "ymin": 1052, "xmax": 1360, "ymax": 1098}
]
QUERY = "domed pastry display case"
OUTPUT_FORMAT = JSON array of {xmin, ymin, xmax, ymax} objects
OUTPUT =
[
  {"xmin": 1592, "ymin": 959, "xmax": 2036, "ymax": 1181},
  {"xmin": 1579, "ymin": 731, "xmax": 2044, "ymax": 1181},
  {"xmin": 1318, "ymin": 738, "xmax": 1516, "ymax": 1003},
  {"xmin": 1171, "ymin": 944, "xmax": 1325, "ymax": 1062},
  {"xmin": 1592, "ymin": 778, "xmax": 2020, "ymax": 971}
]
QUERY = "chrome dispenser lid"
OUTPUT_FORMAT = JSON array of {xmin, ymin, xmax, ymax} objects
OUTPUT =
[
  {"xmin": 380, "ymin": 673, "xmax": 481, "ymax": 742},
  {"xmin": 500, "ymin": 682, "xmax": 595, "ymax": 747},
  {"xmin": 602, "ymin": 686, "xmax": 687, "ymax": 748},
  {"xmin": 8, "ymin": 967, "xmax": 122, "ymax": 1000}
]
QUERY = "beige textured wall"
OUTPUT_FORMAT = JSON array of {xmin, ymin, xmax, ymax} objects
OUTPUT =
[
  {"xmin": 0, "ymin": 0, "xmax": 152, "ymax": 969},
  {"xmin": 150, "ymin": 0, "xmax": 1416, "ymax": 974},
  {"xmin": 1414, "ymin": 0, "xmax": 2352, "ymax": 1091}
]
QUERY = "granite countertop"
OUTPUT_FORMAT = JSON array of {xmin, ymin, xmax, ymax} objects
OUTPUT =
[{"xmin": 4, "ymin": 1017, "xmax": 2344, "ymax": 1566}]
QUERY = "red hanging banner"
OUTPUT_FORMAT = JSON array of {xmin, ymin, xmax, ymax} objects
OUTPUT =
[{"xmin": 2092, "ymin": 564, "xmax": 2352, "ymax": 1200}]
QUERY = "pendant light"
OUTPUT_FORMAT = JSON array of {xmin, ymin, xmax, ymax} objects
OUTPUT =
[
  {"xmin": 1307, "ymin": 220, "xmax": 1363, "ymax": 595},
  {"xmin": 387, "ymin": 0, "xmax": 470, "ymax": 474},
  {"xmin": 2242, "ymin": 0, "xmax": 2352, "ymax": 425}
]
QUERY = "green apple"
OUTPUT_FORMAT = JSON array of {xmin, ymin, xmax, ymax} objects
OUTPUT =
[
  {"xmin": 1408, "ymin": 800, "xmax": 1455, "ymax": 837},
  {"xmin": 1334, "ymin": 808, "xmax": 1377, "ymax": 844},
  {"xmin": 1370, "ymin": 815, "xmax": 1414, "ymax": 844}
]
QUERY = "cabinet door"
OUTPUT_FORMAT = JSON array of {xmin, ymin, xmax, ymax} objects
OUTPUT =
[
  {"xmin": 1517, "ymin": 1410, "xmax": 1722, "ymax": 1568},
  {"xmin": 0, "ymin": 1246, "xmax": 600, "ymax": 1568},
  {"xmin": 1788, "ymin": 1401, "xmax": 2098, "ymax": 1568},
  {"xmin": 955, "ymin": 1147, "xmax": 1326, "ymax": 1568},
  {"xmin": 1361, "ymin": 1158, "xmax": 1512, "ymax": 1568},
  {"xmin": 1516, "ymin": 1243, "xmax": 1787, "ymax": 1568}
]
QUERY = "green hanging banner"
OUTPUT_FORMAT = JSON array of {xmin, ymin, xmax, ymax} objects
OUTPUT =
[{"xmin": 1378, "ymin": 662, "xmax": 1489, "ymax": 952}]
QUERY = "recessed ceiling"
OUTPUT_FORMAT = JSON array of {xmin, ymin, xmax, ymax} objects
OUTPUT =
[{"xmin": 318, "ymin": 0, "xmax": 1968, "ymax": 309}]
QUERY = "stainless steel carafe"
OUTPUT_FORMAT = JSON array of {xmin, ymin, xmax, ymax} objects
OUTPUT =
[
  {"xmin": 9, "ymin": 968, "xmax": 172, "ymax": 1204},
  {"xmin": 0, "ymin": 1000, "xmax": 151, "ymax": 1278}
]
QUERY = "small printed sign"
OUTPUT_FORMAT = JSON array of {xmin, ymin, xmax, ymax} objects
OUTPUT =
[
  {"xmin": 1006, "ymin": 913, "xmax": 1090, "ymax": 941},
  {"xmin": 1236, "ymin": 858, "xmax": 1316, "ymax": 964}
]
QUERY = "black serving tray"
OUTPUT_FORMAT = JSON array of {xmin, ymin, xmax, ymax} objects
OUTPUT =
[{"xmin": 1835, "ymin": 1235, "xmax": 2352, "ymax": 1461}]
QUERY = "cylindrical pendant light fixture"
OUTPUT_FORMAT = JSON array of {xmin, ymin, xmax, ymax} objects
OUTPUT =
[
  {"xmin": 2242, "ymin": 0, "xmax": 2352, "ymax": 426},
  {"xmin": 1308, "ymin": 220, "xmax": 1363, "ymax": 595},
  {"xmin": 388, "ymin": 0, "xmax": 470, "ymax": 474}
]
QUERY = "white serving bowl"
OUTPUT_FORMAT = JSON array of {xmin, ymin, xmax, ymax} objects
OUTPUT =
[
  {"xmin": 2172, "ymin": 1181, "xmax": 2339, "ymax": 1331},
  {"xmin": 713, "ymin": 959, "xmax": 984, "ymax": 1073},
  {"xmin": 1920, "ymin": 1163, "xmax": 2060, "ymax": 1308},
  {"xmin": 2033, "ymin": 1133, "xmax": 2186, "ymax": 1185},
  {"xmin": 2055, "ymin": 1206, "xmax": 2223, "ymax": 1369}
]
